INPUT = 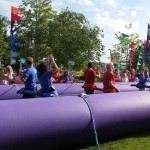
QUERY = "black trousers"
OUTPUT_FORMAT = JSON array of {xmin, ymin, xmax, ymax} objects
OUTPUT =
[
  {"xmin": 23, "ymin": 87, "xmax": 37, "ymax": 99},
  {"xmin": 84, "ymin": 88, "xmax": 94, "ymax": 94},
  {"xmin": 23, "ymin": 93, "xmax": 35, "ymax": 99}
]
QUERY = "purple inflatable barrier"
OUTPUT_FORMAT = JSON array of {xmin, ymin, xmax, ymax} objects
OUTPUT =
[
  {"xmin": 0, "ymin": 91, "xmax": 150, "ymax": 150},
  {"xmin": 0, "ymin": 82, "xmax": 144, "ymax": 100},
  {"xmin": 0, "ymin": 83, "xmax": 85, "ymax": 100}
]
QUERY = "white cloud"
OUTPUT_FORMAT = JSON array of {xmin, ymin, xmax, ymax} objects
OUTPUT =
[
  {"xmin": 106, "ymin": 0, "xmax": 118, "ymax": 7},
  {"xmin": 0, "ymin": 1, "xmax": 11, "ymax": 11},
  {"xmin": 0, "ymin": 0, "xmax": 11, "ymax": 7},
  {"xmin": 0, "ymin": 1, "xmax": 11, "ymax": 19},
  {"xmin": 69, "ymin": 0, "xmax": 76, "ymax": 3},
  {"xmin": 147, "ymin": 12, "xmax": 150, "ymax": 15},
  {"xmin": 114, "ymin": 20, "xmax": 139, "ymax": 34},
  {"xmin": 52, "ymin": 1, "xmax": 63, "ymax": 8},
  {"xmin": 69, "ymin": 0, "xmax": 94, "ymax": 7},
  {"xmin": 52, "ymin": 1, "xmax": 64, "ymax": 12},
  {"xmin": 85, "ymin": 6, "xmax": 98, "ymax": 12},
  {"xmin": 118, "ymin": 10, "xmax": 126, "ymax": 16},
  {"xmin": 94, "ymin": 13, "xmax": 140, "ymax": 61},
  {"xmin": 131, "ymin": 11, "xmax": 137, "ymax": 17},
  {"xmin": 94, "ymin": 13, "xmax": 139, "ymax": 34},
  {"xmin": 103, "ymin": 11, "xmax": 109, "ymax": 17},
  {"xmin": 146, "ymin": 11, "xmax": 150, "ymax": 19},
  {"xmin": 0, "ymin": 0, "xmax": 22, "ymax": 20}
]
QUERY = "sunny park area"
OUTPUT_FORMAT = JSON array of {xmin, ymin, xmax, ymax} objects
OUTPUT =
[
  {"xmin": 1, "ymin": 0, "xmax": 150, "ymax": 79},
  {"xmin": 1, "ymin": 0, "xmax": 150, "ymax": 150}
]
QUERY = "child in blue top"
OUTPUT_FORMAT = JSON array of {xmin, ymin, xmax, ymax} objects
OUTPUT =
[
  {"xmin": 131, "ymin": 67, "xmax": 150, "ymax": 89},
  {"xmin": 37, "ymin": 54, "xmax": 58, "ymax": 97},
  {"xmin": 60, "ymin": 71, "xmax": 73, "ymax": 83},
  {"xmin": 22, "ymin": 57, "xmax": 37, "ymax": 98}
]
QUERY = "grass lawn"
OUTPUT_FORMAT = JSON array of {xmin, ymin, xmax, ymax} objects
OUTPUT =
[{"xmin": 80, "ymin": 131, "xmax": 150, "ymax": 150}]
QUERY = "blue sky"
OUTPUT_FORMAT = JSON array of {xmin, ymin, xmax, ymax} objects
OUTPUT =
[{"xmin": 0, "ymin": 0, "xmax": 150, "ymax": 62}]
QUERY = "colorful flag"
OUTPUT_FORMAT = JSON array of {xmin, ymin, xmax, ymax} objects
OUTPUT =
[
  {"xmin": 11, "ymin": 6, "xmax": 21, "ymax": 14},
  {"xmin": 121, "ymin": 48, "xmax": 125, "ymax": 53},
  {"xmin": 121, "ymin": 33, "xmax": 129, "ymax": 38},
  {"xmin": 10, "ymin": 34, "xmax": 19, "ymax": 51},
  {"xmin": 130, "ymin": 42, "xmax": 136, "ymax": 50},
  {"xmin": 11, "ymin": 13, "xmax": 22, "ymax": 21},
  {"xmin": 11, "ymin": 34, "xmax": 19, "ymax": 43},
  {"xmin": 11, "ymin": 6, "xmax": 25, "ymax": 14},
  {"xmin": 146, "ymin": 23, "xmax": 150, "ymax": 52},
  {"xmin": 11, "ymin": 6, "xmax": 24, "ymax": 28}
]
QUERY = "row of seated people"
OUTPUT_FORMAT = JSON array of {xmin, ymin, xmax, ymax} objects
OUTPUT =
[
  {"xmin": 83, "ymin": 63, "xmax": 150, "ymax": 94},
  {"xmin": 17, "ymin": 59, "xmax": 119, "ymax": 98},
  {"xmin": 0, "ymin": 66, "xmax": 73, "ymax": 85},
  {"xmin": 17, "ymin": 54, "xmax": 74, "ymax": 98},
  {"xmin": 83, "ymin": 62, "xmax": 120, "ymax": 94},
  {"xmin": 0, "ymin": 55, "xmax": 76, "ymax": 98},
  {"xmin": 52, "ymin": 70, "xmax": 73, "ymax": 83},
  {"xmin": 114, "ymin": 67, "xmax": 150, "ymax": 82},
  {"xmin": 1, "ymin": 58, "xmax": 148, "ymax": 97}
]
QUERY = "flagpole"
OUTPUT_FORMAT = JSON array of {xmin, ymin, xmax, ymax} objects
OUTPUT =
[{"xmin": 10, "ymin": 6, "xmax": 13, "ymax": 64}]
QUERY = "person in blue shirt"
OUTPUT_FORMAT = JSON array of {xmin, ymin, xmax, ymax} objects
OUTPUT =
[
  {"xmin": 131, "ymin": 67, "xmax": 150, "ymax": 90},
  {"xmin": 22, "ymin": 57, "xmax": 37, "ymax": 98},
  {"xmin": 60, "ymin": 71, "xmax": 73, "ymax": 83},
  {"xmin": 37, "ymin": 54, "xmax": 58, "ymax": 97}
]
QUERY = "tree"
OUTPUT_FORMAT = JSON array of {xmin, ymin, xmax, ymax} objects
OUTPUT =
[
  {"xmin": 16, "ymin": 2, "xmax": 104, "ymax": 69},
  {"xmin": 17, "ymin": 0, "xmax": 57, "ymax": 63},
  {"xmin": 114, "ymin": 25, "xmax": 144, "ymax": 70},
  {"xmin": 48, "ymin": 8, "xmax": 104, "ymax": 69},
  {"xmin": 0, "ymin": 15, "xmax": 10, "ymax": 63}
]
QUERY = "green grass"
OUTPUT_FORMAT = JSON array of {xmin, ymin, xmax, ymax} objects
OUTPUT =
[{"xmin": 80, "ymin": 131, "xmax": 150, "ymax": 150}]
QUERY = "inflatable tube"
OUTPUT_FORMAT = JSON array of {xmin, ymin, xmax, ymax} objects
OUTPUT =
[
  {"xmin": 0, "ymin": 82, "xmax": 142, "ymax": 100},
  {"xmin": 0, "ymin": 91, "xmax": 150, "ymax": 149}
]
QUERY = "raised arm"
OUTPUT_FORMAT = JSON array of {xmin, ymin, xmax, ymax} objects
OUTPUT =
[{"xmin": 49, "ymin": 54, "xmax": 59, "ymax": 71}]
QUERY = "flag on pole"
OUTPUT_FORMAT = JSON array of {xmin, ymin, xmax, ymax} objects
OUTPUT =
[
  {"xmin": 11, "ymin": 13, "xmax": 22, "ymax": 21},
  {"xmin": 10, "ymin": 5, "xmax": 23, "ymax": 63},
  {"xmin": 146, "ymin": 23, "xmax": 150, "ymax": 52},
  {"xmin": 12, "ymin": 6, "xmax": 21, "ymax": 14},
  {"xmin": 10, "ymin": 33, "xmax": 19, "ymax": 51},
  {"xmin": 11, "ymin": 6, "xmax": 23, "ymax": 28}
]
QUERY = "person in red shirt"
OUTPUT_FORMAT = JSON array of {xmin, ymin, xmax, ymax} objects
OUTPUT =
[
  {"xmin": 103, "ymin": 62, "xmax": 120, "ymax": 93},
  {"xmin": 83, "ymin": 62, "xmax": 100, "ymax": 94},
  {"xmin": 52, "ymin": 70, "xmax": 61, "ymax": 83},
  {"xmin": 14, "ymin": 69, "xmax": 24, "ymax": 85},
  {"xmin": 114, "ymin": 69, "xmax": 121, "ymax": 82},
  {"xmin": 130, "ymin": 68, "xmax": 136, "ymax": 82}
]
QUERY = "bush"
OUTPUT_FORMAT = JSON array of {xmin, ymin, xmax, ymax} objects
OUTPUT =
[{"xmin": 74, "ymin": 75, "xmax": 84, "ymax": 83}]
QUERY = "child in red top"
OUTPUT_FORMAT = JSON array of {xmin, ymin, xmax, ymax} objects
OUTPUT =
[
  {"xmin": 52, "ymin": 70, "xmax": 61, "ymax": 83},
  {"xmin": 14, "ymin": 69, "xmax": 24, "ymax": 85},
  {"xmin": 114, "ymin": 69, "xmax": 121, "ymax": 82},
  {"xmin": 103, "ymin": 63, "xmax": 120, "ymax": 93},
  {"xmin": 83, "ymin": 62, "xmax": 100, "ymax": 94}
]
